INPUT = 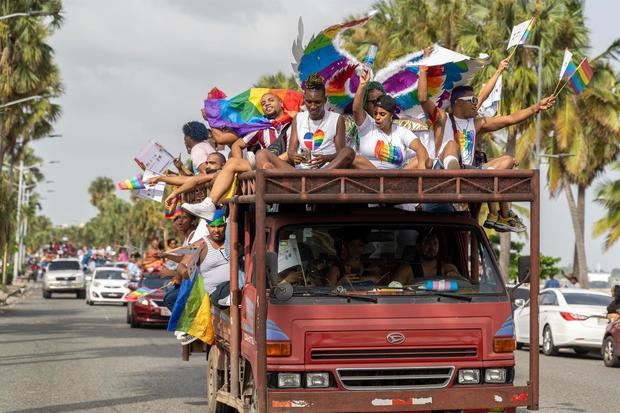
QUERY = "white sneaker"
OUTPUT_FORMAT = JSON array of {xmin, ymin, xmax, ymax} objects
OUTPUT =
[
  {"xmin": 181, "ymin": 334, "xmax": 199, "ymax": 345},
  {"xmin": 181, "ymin": 197, "xmax": 216, "ymax": 221},
  {"xmin": 174, "ymin": 330, "xmax": 185, "ymax": 338}
]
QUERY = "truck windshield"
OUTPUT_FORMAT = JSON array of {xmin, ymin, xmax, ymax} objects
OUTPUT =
[
  {"xmin": 49, "ymin": 261, "xmax": 81, "ymax": 271},
  {"xmin": 276, "ymin": 224, "xmax": 503, "ymax": 296}
]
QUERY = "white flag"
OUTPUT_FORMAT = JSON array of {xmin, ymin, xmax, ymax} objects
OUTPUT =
[
  {"xmin": 559, "ymin": 49, "xmax": 573, "ymax": 79},
  {"xmin": 506, "ymin": 18, "xmax": 534, "ymax": 50},
  {"xmin": 479, "ymin": 74, "xmax": 502, "ymax": 117}
]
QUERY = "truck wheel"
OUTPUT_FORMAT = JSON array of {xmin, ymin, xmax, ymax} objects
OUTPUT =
[
  {"xmin": 42, "ymin": 290, "xmax": 51, "ymax": 299},
  {"xmin": 603, "ymin": 336, "xmax": 620, "ymax": 367},
  {"xmin": 542, "ymin": 325, "xmax": 559, "ymax": 356},
  {"xmin": 207, "ymin": 346, "xmax": 235, "ymax": 413}
]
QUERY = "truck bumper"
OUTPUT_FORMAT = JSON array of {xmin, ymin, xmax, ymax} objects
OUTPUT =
[{"xmin": 268, "ymin": 385, "xmax": 531, "ymax": 412}]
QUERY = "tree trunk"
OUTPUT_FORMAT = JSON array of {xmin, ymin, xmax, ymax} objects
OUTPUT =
[
  {"xmin": 562, "ymin": 176, "xmax": 588, "ymax": 288},
  {"xmin": 499, "ymin": 233, "xmax": 511, "ymax": 283}
]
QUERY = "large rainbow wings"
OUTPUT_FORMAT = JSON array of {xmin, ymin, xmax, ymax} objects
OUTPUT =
[{"xmin": 293, "ymin": 13, "xmax": 484, "ymax": 119}]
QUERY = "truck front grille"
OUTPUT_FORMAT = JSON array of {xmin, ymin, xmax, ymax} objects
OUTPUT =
[
  {"xmin": 312, "ymin": 347, "xmax": 477, "ymax": 360},
  {"xmin": 336, "ymin": 366, "xmax": 454, "ymax": 390}
]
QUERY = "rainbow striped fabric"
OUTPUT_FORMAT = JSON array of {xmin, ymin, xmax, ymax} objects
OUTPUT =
[
  {"xmin": 455, "ymin": 128, "xmax": 475, "ymax": 165},
  {"xmin": 126, "ymin": 287, "xmax": 157, "ymax": 302},
  {"xmin": 566, "ymin": 58, "xmax": 593, "ymax": 94},
  {"xmin": 294, "ymin": 13, "xmax": 481, "ymax": 118},
  {"xmin": 165, "ymin": 195, "xmax": 183, "ymax": 220},
  {"xmin": 374, "ymin": 140, "xmax": 404, "ymax": 165},
  {"xmin": 204, "ymin": 88, "xmax": 303, "ymax": 136},
  {"xmin": 303, "ymin": 130, "xmax": 325, "ymax": 151},
  {"xmin": 117, "ymin": 175, "xmax": 145, "ymax": 190}
]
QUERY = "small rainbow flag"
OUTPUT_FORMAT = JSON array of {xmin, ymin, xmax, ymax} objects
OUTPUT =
[
  {"xmin": 118, "ymin": 175, "xmax": 145, "ymax": 190},
  {"xmin": 165, "ymin": 195, "xmax": 183, "ymax": 220},
  {"xmin": 567, "ymin": 58, "xmax": 593, "ymax": 94},
  {"xmin": 126, "ymin": 287, "xmax": 158, "ymax": 302}
]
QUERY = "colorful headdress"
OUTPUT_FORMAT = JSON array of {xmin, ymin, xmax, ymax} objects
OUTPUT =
[{"xmin": 208, "ymin": 209, "xmax": 226, "ymax": 227}]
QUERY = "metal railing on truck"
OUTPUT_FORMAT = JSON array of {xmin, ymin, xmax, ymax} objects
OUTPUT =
[{"xmin": 211, "ymin": 169, "xmax": 541, "ymax": 413}]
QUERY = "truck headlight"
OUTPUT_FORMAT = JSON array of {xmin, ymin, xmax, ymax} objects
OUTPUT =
[
  {"xmin": 458, "ymin": 369, "xmax": 480, "ymax": 384},
  {"xmin": 306, "ymin": 372, "xmax": 329, "ymax": 388},
  {"xmin": 277, "ymin": 373, "xmax": 301, "ymax": 388},
  {"xmin": 484, "ymin": 368, "xmax": 507, "ymax": 383}
]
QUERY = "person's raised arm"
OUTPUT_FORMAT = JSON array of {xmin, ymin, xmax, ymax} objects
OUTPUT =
[
  {"xmin": 352, "ymin": 69, "xmax": 370, "ymax": 126},
  {"xmin": 211, "ymin": 127, "xmax": 241, "ymax": 146},
  {"xmin": 417, "ymin": 47, "xmax": 440, "ymax": 117},
  {"xmin": 476, "ymin": 58, "xmax": 509, "ymax": 110},
  {"xmin": 477, "ymin": 96, "xmax": 556, "ymax": 134}
]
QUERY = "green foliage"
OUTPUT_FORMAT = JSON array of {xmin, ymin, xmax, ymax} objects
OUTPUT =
[
  {"xmin": 592, "ymin": 163, "xmax": 620, "ymax": 250},
  {"xmin": 489, "ymin": 233, "xmax": 561, "ymax": 281},
  {"xmin": 87, "ymin": 176, "xmax": 115, "ymax": 209},
  {"xmin": 254, "ymin": 71, "xmax": 300, "ymax": 90}
]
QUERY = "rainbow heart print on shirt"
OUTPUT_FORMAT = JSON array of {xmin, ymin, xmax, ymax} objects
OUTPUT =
[
  {"xmin": 303, "ymin": 130, "xmax": 325, "ymax": 151},
  {"xmin": 374, "ymin": 140, "xmax": 404, "ymax": 165},
  {"xmin": 455, "ymin": 128, "xmax": 475, "ymax": 162}
]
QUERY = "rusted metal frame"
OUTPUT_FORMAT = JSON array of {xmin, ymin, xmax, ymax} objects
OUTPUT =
[
  {"xmin": 528, "ymin": 170, "xmax": 541, "ymax": 410},
  {"xmin": 254, "ymin": 169, "xmax": 268, "ymax": 413},
  {"xmin": 265, "ymin": 178, "xmax": 302, "ymax": 194},
  {"xmin": 262, "ymin": 193, "xmax": 533, "ymax": 204},
  {"xmin": 422, "ymin": 177, "xmax": 459, "ymax": 194},
  {"xmin": 454, "ymin": 177, "xmax": 495, "ymax": 193},
  {"xmin": 267, "ymin": 385, "xmax": 533, "ymax": 412},
  {"xmin": 261, "ymin": 168, "xmax": 535, "ymax": 179},
  {"xmin": 497, "ymin": 178, "xmax": 533, "ymax": 194},
  {"xmin": 305, "ymin": 176, "xmax": 381, "ymax": 194},
  {"xmin": 229, "ymin": 202, "xmax": 241, "ymax": 401}
]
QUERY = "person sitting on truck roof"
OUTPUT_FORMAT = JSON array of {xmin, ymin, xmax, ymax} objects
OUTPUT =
[
  {"xmin": 351, "ymin": 69, "xmax": 430, "ymax": 170},
  {"xmin": 254, "ymin": 73, "xmax": 355, "ymax": 171},
  {"xmin": 417, "ymin": 47, "xmax": 556, "ymax": 233},
  {"xmin": 344, "ymin": 80, "xmax": 386, "ymax": 153}
]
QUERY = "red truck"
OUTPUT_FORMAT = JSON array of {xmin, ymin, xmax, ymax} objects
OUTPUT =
[{"xmin": 203, "ymin": 169, "xmax": 541, "ymax": 412}]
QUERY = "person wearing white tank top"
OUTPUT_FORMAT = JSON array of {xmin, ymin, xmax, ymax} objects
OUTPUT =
[
  {"xmin": 417, "ymin": 46, "xmax": 556, "ymax": 233},
  {"xmin": 254, "ymin": 73, "xmax": 355, "ymax": 171}
]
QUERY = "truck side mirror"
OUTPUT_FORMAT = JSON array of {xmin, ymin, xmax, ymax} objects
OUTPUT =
[
  {"xmin": 514, "ymin": 298, "xmax": 526, "ymax": 308},
  {"xmin": 252, "ymin": 251, "xmax": 279, "ymax": 288},
  {"xmin": 517, "ymin": 256, "xmax": 530, "ymax": 283}
]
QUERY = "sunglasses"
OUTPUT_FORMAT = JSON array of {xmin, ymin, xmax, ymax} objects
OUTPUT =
[{"xmin": 457, "ymin": 95, "xmax": 479, "ymax": 105}]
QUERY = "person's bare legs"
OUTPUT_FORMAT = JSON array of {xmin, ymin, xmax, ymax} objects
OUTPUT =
[
  {"xmin": 439, "ymin": 141, "xmax": 461, "ymax": 170},
  {"xmin": 352, "ymin": 155, "xmax": 377, "ymax": 169},
  {"xmin": 209, "ymin": 158, "xmax": 252, "ymax": 203},
  {"xmin": 404, "ymin": 156, "xmax": 433, "ymax": 169},
  {"xmin": 325, "ymin": 147, "xmax": 355, "ymax": 169},
  {"xmin": 482, "ymin": 155, "xmax": 525, "ymax": 232},
  {"xmin": 255, "ymin": 149, "xmax": 295, "ymax": 170}
]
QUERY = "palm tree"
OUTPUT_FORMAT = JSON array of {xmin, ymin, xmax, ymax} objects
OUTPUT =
[
  {"xmin": 254, "ymin": 71, "xmax": 300, "ymax": 90},
  {"xmin": 88, "ymin": 177, "xmax": 116, "ymax": 209},
  {"xmin": 593, "ymin": 162, "xmax": 620, "ymax": 251}
]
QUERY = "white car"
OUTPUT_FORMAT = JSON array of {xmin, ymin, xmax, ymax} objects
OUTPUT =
[
  {"xmin": 86, "ymin": 267, "xmax": 130, "ymax": 305},
  {"xmin": 514, "ymin": 288, "xmax": 612, "ymax": 355},
  {"xmin": 42, "ymin": 259, "xmax": 85, "ymax": 299}
]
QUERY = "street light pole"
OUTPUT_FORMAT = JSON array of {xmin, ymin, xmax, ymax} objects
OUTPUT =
[
  {"xmin": 0, "ymin": 95, "xmax": 42, "ymax": 110},
  {"xmin": 0, "ymin": 11, "xmax": 55, "ymax": 21},
  {"xmin": 523, "ymin": 44, "xmax": 543, "ymax": 169}
]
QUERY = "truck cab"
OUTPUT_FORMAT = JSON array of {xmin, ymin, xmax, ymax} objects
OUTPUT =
[{"xmin": 204, "ymin": 169, "xmax": 541, "ymax": 412}]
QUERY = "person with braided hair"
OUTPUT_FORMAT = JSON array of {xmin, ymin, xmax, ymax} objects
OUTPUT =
[{"xmin": 254, "ymin": 73, "xmax": 355, "ymax": 172}]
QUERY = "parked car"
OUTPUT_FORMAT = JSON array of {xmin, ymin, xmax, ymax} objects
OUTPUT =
[
  {"xmin": 42, "ymin": 259, "xmax": 85, "ymax": 299},
  {"xmin": 86, "ymin": 267, "xmax": 130, "ymax": 305},
  {"xmin": 126, "ymin": 273, "xmax": 170, "ymax": 328},
  {"xmin": 602, "ymin": 320, "xmax": 620, "ymax": 367},
  {"xmin": 514, "ymin": 288, "xmax": 612, "ymax": 355}
]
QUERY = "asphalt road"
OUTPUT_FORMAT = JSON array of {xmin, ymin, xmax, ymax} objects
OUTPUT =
[{"xmin": 1, "ymin": 286, "xmax": 618, "ymax": 413}]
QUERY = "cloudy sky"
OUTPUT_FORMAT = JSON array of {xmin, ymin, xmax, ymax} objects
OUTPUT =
[{"xmin": 32, "ymin": 0, "xmax": 619, "ymax": 270}]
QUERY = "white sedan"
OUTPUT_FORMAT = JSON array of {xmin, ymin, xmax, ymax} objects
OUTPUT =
[
  {"xmin": 514, "ymin": 288, "xmax": 612, "ymax": 356},
  {"xmin": 86, "ymin": 267, "xmax": 130, "ymax": 305}
]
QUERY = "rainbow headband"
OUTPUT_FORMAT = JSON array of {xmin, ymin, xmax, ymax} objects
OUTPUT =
[{"xmin": 208, "ymin": 209, "xmax": 226, "ymax": 227}]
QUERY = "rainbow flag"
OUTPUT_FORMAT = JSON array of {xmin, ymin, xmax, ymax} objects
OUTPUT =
[
  {"xmin": 567, "ymin": 58, "xmax": 593, "ymax": 94},
  {"xmin": 126, "ymin": 287, "xmax": 157, "ymax": 302},
  {"xmin": 165, "ymin": 195, "xmax": 183, "ymax": 220},
  {"xmin": 117, "ymin": 175, "xmax": 145, "ymax": 190},
  {"xmin": 506, "ymin": 18, "xmax": 535, "ymax": 50},
  {"xmin": 204, "ymin": 88, "xmax": 303, "ymax": 137}
]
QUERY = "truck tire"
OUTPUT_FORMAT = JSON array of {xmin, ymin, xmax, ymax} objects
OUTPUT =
[
  {"xmin": 42, "ymin": 290, "xmax": 51, "ymax": 299},
  {"xmin": 542, "ymin": 325, "xmax": 559, "ymax": 356},
  {"xmin": 207, "ymin": 346, "xmax": 235, "ymax": 413},
  {"xmin": 603, "ymin": 336, "xmax": 620, "ymax": 367}
]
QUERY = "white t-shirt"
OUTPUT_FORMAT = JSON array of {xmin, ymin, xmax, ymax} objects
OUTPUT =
[
  {"xmin": 357, "ymin": 114, "xmax": 418, "ymax": 169},
  {"xmin": 199, "ymin": 238, "xmax": 230, "ymax": 295},
  {"xmin": 295, "ymin": 111, "xmax": 340, "ymax": 169},
  {"xmin": 190, "ymin": 141, "xmax": 216, "ymax": 172},
  {"xmin": 442, "ymin": 115, "xmax": 477, "ymax": 166}
]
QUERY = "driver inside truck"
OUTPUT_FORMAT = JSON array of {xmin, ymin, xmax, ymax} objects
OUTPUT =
[{"xmin": 394, "ymin": 229, "xmax": 461, "ymax": 284}]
